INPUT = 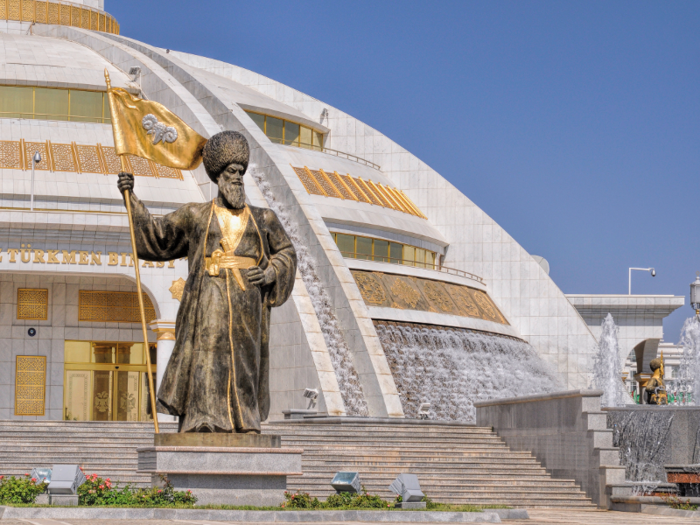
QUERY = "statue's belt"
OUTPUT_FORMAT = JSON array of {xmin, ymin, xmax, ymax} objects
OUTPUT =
[{"xmin": 205, "ymin": 250, "xmax": 257, "ymax": 290}]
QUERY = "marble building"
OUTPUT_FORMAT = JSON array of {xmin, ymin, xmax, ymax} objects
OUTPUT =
[{"xmin": 0, "ymin": 0, "xmax": 684, "ymax": 422}]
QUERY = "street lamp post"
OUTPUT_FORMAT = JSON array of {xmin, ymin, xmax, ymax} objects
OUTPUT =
[
  {"xmin": 690, "ymin": 273, "xmax": 700, "ymax": 317},
  {"xmin": 30, "ymin": 151, "xmax": 41, "ymax": 211},
  {"xmin": 628, "ymin": 267, "xmax": 656, "ymax": 295}
]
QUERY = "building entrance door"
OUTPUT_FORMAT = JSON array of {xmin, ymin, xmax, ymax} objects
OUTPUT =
[{"xmin": 63, "ymin": 341, "xmax": 156, "ymax": 422}]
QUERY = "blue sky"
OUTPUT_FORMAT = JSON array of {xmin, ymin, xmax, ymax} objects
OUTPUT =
[{"xmin": 111, "ymin": 1, "xmax": 700, "ymax": 345}]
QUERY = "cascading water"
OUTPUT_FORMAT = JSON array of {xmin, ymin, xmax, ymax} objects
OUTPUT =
[
  {"xmin": 671, "ymin": 316, "xmax": 700, "ymax": 405},
  {"xmin": 249, "ymin": 167, "xmax": 369, "ymax": 416},
  {"xmin": 591, "ymin": 313, "xmax": 630, "ymax": 407},
  {"xmin": 375, "ymin": 321, "xmax": 562, "ymax": 423}
]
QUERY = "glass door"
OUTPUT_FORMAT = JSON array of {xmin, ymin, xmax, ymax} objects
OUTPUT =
[{"xmin": 63, "ymin": 341, "xmax": 156, "ymax": 422}]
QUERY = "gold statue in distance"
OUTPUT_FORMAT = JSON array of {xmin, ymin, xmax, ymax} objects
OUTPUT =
[{"xmin": 644, "ymin": 352, "xmax": 668, "ymax": 405}]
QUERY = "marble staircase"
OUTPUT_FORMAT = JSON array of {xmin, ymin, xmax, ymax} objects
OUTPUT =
[{"xmin": 0, "ymin": 419, "xmax": 595, "ymax": 508}]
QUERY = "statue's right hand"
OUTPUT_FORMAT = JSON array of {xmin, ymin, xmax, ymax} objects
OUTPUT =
[{"xmin": 117, "ymin": 172, "xmax": 135, "ymax": 195}]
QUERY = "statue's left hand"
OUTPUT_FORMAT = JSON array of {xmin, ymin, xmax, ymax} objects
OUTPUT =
[{"xmin": 247, "ymin": 266, "xmax": 276, "ymax": 286}]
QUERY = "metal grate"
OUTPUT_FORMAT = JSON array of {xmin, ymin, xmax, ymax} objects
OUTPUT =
[
  {"xmin": 17, "ymin": 288, "xmax": 48, "ymax": 320},
  {"xmin": 14, "ymin": 356, "xmax": 46, "ymax": 416},
  {"xmin": 79, "ymin": 290, "xmax": 156, "ymax": 324}
]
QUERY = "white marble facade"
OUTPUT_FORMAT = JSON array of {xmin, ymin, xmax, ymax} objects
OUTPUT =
[{"xmin": 0, "ymin": 5, "xmax": 685, "ymax": 422}]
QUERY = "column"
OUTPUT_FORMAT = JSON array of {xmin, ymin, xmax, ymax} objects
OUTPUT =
[{"xmin": 149, "ymin": 319, "xmax": 176, "ymax": 422}]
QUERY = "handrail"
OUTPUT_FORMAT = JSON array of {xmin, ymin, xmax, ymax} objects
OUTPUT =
[
  {"xmin": 321, "ymin": 147, "xmax": 381, "ymax": 171},
  {"xmin": 339, "ymin": 251, "xmax": 484, "ymax": 284}
]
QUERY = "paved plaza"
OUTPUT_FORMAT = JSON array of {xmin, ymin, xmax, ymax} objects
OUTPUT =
[{"xmin": 0, "ymin": 509, "xmax": 698, "ymax": 525}]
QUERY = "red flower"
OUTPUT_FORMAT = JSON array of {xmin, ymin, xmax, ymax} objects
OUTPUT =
[
  {"xmin": 105, "ymin": 478, "xmax": 111, "ymax": 482},
  {"xmin": 157, "ymin": 489, "xmax": 162, "ymax": 493},
  {"xmin": 24, "ymin": 473, "xmax": 29, "ymax": 476},
  {"xmin": 31, "ymin": 478, "xmax": 37, "ymax": 483}
]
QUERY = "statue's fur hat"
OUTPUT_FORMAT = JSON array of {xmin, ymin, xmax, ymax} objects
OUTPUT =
[
  {"xmin": 203, "ymin": 131, "xmax": 250, "ymax": 182},
  {"xmin": 649, "ymin": 357, "xmax": 663, "ymax": 371}
]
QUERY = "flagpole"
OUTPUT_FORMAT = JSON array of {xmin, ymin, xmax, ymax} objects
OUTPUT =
[
  {"xmin": 105, "ymin": 69, "xmax": 159, "ymax": 433},
  {"xmin": 121, "ymin": 161, "xmax": 160, "ymax": 435}
]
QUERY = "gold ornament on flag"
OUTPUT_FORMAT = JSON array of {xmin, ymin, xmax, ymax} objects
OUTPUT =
[{"xmin": 104, "ymin": 69, "xmax": 207, "ymax": 170}]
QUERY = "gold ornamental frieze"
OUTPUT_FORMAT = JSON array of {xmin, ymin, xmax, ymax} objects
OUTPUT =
[
  {"xmin": 0, "ymin": 245, "xmax": 178, "ymax": 270},
  {"xmin": 351, "ymin": 269, "xmax": 508, "ymax": 325},
  {"xmin": 0, "ymin": 0, "xmax": 119, "ymax": 34}
]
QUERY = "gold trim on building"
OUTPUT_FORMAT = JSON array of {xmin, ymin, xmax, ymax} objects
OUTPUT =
[
  {"xmin": 0, "ymin": 139, "xmax": 183, "ymax": 179},
  {"xmin": 352, "ymin": 270, "xmax": 508, "ymax": 325},
  {"xmin": 17, "ymin": 288, "xmax": 48, "ymax": 320},
  {"xmin": 14, "ymin": 355, "xmax": 46, "ymax": 416},
  {"xmin": 0, "ymin": 0, "xmax": 119, "ymax": 34},
  {"xmin": 292, "ymin": 166, "xmax": 426, "ymax": 219}
]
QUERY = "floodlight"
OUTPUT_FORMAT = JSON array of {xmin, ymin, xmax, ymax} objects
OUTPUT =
[
  {"xmin": 389, "ymin": 473, "xmax": 424, "ymax": 502},
  {"xmin": 331, "ymin": 471, "xmax": 361, "ymax": 494},
  {"xmin": 47, "ymin": 465, "xmax": 85, "ymax": 495},
  {"xmin": 30, "ymin": 467, "xmax": 51, "ymax": 484},
  {"xmin": 303, "ymin": 388, "xmax": 319, "ymax": 409},
  {"xmin": 418, "ymin": 402, "xmax": 431, "ymax": 420},
  {"xmin": 129, "ymin": 66, "xmax": 141, "ymax": 78}
]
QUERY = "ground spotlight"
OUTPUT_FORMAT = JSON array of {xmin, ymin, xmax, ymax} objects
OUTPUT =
[
  {"xmin": 30, "ymin": 467, "xmax": 51, "ymax": 484},
  {"xmin": 390, "ymin": 473, "xmax": 424, "ymax": 501},
  {"xmin": 418, "ymin": 402, "xmax": 431, "ymax": 419},
  {"xmin": 47, "ymin": 465, "xmax": 86, "ymax": 505},
  {"xmin": 331, "ymin": 471, "xmax": 361, "ymax": 494},
  {"xmin": 303, "ymin": 388, "xmax": 319, "ymax": 409}
]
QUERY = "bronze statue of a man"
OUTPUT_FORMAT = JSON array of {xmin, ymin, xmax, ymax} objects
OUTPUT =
[{"xmin": 117, "ymin": 131, "xmax": 297, "ymax": 433}]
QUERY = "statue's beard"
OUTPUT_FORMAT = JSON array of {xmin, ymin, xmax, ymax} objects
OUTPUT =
[{"xmin": 219, "ymin": 182, "xmax": 246, "ymax": 209}]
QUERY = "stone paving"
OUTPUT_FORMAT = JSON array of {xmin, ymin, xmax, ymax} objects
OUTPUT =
[{"xmin": 0, "ymin": 509, "xmax": 699, "ymax": 525}]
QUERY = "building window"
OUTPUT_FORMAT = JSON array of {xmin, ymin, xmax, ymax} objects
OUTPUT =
[
  {"xmin": 14, "ymin": 356, "xmax": 47, "ymax": 416},
  {"xmin": 0, "ymin": 86, "xmax": 111, "ymax": 124},
  {"xmin": 64, "ymin": 341, "xmax": 156, "ymax": 421},
  {"xmin": 17, "ymin": 288, "xmax": 49, "ymax": 320},
  {"xmin": 78, "ymin": 291, "xmax": 156, "ymax": 323},
  {"xmin": 245, "ymin": 110, "xmax": 323, "ymax": 151},
  {"xmin": 332, "ymin": 232, "xmax": 437, "ymax": 269}
]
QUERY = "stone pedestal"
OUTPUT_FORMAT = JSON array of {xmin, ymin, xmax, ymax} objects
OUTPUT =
[
  {"xmin": 49, "ymin": 494, "xmax": 78, "ymax": 506},
  {"xmin": 137, "ymin": 433, "xmax": 302, "ymax": 506}
]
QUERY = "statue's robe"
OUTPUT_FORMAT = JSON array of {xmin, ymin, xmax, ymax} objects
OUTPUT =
[{"xmin": 128, "ymin": 194, "xmax": 296, "ymax": 432}]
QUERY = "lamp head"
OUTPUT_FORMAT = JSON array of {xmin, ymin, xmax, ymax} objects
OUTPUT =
[
  {"xmin": 650, "ymin": 268, "xmax": 656, "ymax": 277},
  {"xmin": 33, "ymin": 152, "xmax": 41, "ymax": 164}
]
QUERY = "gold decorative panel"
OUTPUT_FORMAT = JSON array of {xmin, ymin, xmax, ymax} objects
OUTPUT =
[
  {"xmin": 17, "ymin": 288, "xmax": 48, "ymax": 320},
  {"xmin": 293, "ymin": 165, "xmax": 426, "ymax": 219},
  {"xmin": 79, "ymin": 290, "xmax": 156, "ymax": 324},
  {"xmin": 59, "ymin": 3, "xmax": 69, "ymax": 25},
  {"xmin": 50, "ymin": 142, "xmax": 77, "ymax": 172},
  {"xmin": 292, "ymin": 166, "xmax": 324, "ymax": 195},
  {"xmin": 35, "ymin": 0, "xmax": 46, "ymax": 23},
  {"xmin": 0, "ymin": 140, "xmax": 22, "ymax": 169},
  {"xmin": 8, "ymin": 0, "xmax": 20, "ymax": 21},
  {"xmin": 24, "ymin": 141, "xmax": 49, "ymax": 171},
  {"xmin": 100, "ymin": 145, "xmax": 123, "ymax": 174},
  {"xmin": 352, "ymin": 270, "xmax": 508, "ymax": 325},
  {"xmin": 21, "ymin": 0, "xmax": 33, "ymax": 21},
  {"xmin": 0, "ymin": 0, "xmax": 5, "ymax": 19},
  {"xmin": 169, "ymin": 278, "xmax": 186, "ymax": 301},
  {"xmin": 126, "ymin": 155, "xmax": 155, "ymax": 177},
  {"xmin": 70, "ymin": 5, "xmax": 79, "ymax": 26},
  {"xmin": 15, "ymin": 356, "xmax": 46, "ymax": 416},
  {"xmin": 75, "ymin": 144, "xmax": 102, "ymax": 174}
]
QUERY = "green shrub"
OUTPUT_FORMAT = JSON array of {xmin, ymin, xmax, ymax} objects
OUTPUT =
[
  {"xmin": 662, "ymin": 494, "xmax": 698, "ymax": 511},
  {"xmin": 77, "ymin": 473, "xmax": 196, "ymax": 507},
  {"xmin": 324, "ymin": 491, "xmax": 354, "ymax": 508},
  {"xmin": 281, "ymin": 490, "xmax": 320, "ymax": 509},
  {"xmin": 0, "ymin": 474, "xmax": 47, "ymax": 504}
]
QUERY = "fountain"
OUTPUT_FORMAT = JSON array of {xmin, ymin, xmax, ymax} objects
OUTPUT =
[
  {"xmin": 375, "ymin": 321, "xmax": 562, "ymax": 423},
  {"xmin": 591, "ymin": 314, "xmax": 631, "ymax": 407},
  {"xmin": 605, "ymin": 275, "xmax": 700, "ymax": 496}
]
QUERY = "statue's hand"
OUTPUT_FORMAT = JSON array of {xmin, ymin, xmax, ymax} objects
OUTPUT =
[
  {"xmin": 247, "ymin": 266, "xmax": 275, "ymax": 286},
  {"xmin": 118, "ymin": 172, "xmax": 135, "ymax": 195}
]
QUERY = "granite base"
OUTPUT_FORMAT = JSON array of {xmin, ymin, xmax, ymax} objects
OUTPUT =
[
  {"xmin": 396, "ymin": 501, "xmax": 427, "ymax": 509},
  {"xmin": 137, "ymin": 433, "xmax": 302, "ymax": 506},
  {"xmin": 48, "ymin": 494, "xmax": 78, "ymax": 506}
]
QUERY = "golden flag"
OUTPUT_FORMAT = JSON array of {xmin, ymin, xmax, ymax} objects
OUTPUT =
[{"xmin": 104, "ymin": 69, "xmax": 207, "ymax": 171}]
